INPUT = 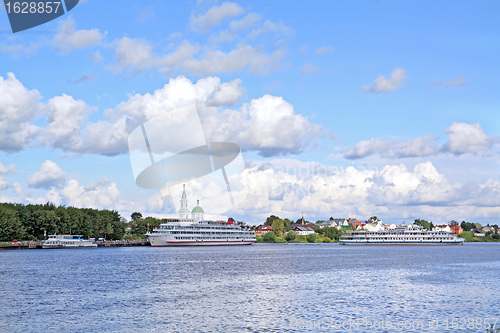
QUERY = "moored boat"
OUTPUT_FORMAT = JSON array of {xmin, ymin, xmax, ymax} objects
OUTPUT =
[
  {"xmin": 146, "ymin": 184, "xmax": 256, "ymax": 246},
  {"xmin": 339, "ymin": 227, "xmax": 464, "ymax": 245},
  {"xmin": 42, "ymin": 234, "xmax": 97, "ymax": 249}
]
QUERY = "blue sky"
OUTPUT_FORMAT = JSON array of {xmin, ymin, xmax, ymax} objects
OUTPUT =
[{"xmin": 1, "ymin": 0, "xmax": 499, "ymax": 224}]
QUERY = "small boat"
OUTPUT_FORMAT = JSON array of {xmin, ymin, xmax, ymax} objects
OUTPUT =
[{"xmin": 42, "ymin": 234, "xmax": 97, "ymax": 249}]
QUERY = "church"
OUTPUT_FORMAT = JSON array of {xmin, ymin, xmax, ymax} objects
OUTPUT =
[{"xmin": 177, "ymin": 184, "xmax": 205, "ymax": 221}]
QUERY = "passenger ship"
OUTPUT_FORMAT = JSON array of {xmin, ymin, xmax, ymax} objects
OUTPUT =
[
  {"xmin": 339, "ymin": 227, "xmax": 464, "ymax": 245},
  {"xmin": 42, "ymin": 234, "xmax": 97, "ymax": 249},
  {"xmin": 146, "ymin": 185, "xmax": 256, "ymax": 246}
]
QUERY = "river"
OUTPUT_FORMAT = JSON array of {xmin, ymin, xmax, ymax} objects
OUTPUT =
[{"xmin": 1, "ymin": 243, "xmax": 499, "ymax": 332}]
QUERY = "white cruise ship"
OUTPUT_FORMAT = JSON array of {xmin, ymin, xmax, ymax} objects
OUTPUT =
[
  {"xmin": 42, "ymin": 234, "xmax": 97, "ymax": 249},
  {"xmin": 146, "ymin": 185, "xmax": 256, "ymax": 246},
  {"xmin": 339, "ymin": 228, "xmax": 464, "ymax": 245}
]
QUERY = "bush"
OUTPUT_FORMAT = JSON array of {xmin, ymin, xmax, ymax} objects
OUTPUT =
[
  {"xmin": 285, "ymin": 231, "xmax": 296, "ymax": 241},
  {"xmin": 263, "ymin": 232, "xmax": 277, "ymax": 243},
  {"xmin": 306, "ymin": 233, "xmax": 318, "ymax": 243},
  {"xmin": 322, "ymin": 237, "xmax": 332, "ymax": 243},
  {"xmin": 458, "ymin": 231, "xmax": 474, "ymax": 242}
]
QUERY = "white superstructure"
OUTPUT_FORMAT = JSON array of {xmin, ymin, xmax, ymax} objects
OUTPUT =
[
  {"xmin": 147, "ymin": 219, "xmax": 256, "ymax": 246},
  {"xmin": 42, "ymin": 234, "xmax": 97, "ymax": 249},
  {"xmin": 339, "ymin": 227, "xmax": 464, "ymax": 245},
  {"xmin": 146, "ymin": 185, "xmax": 256, "ymax": 246}
]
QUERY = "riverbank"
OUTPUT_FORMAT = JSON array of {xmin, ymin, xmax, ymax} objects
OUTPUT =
[{"xmin": 0, "ymin": 239, "xmax": 150, "ymax": 250}]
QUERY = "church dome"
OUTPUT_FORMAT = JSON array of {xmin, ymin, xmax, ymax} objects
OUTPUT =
[{"xmin": 192, "ymin": 205, "xmax": 204, "ymax": 214}]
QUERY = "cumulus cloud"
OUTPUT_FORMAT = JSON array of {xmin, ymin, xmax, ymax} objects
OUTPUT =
[
  {"xmin": 52, "ymin": 17, "xmax": 106, "ymax": 52},
  {"xmin": 114, "ymin": 37, "xmax": 153, "ymax": 69},
  {"xmin": 190, "ymin": 2, "xmax": 244, "ymax": 32},
  {"xmin": 344, "ymin": 135, "xmax": 440, "ymax": 160},
  {"xmin": 0, "ymin": 162, "xmax": 16, "ymax": 174},
  {"xmin": 224, "ymin": 159, "xmax": 500, "ymax": 223},
  {"xmin": 113, "ymin": 3, "xmax": 288, "ymax": 77},
  {"xmin": 27, "ymin": 160, "xmax": 66, "ymax": 189},
  {"xmin": 61, "ymin": 178, "xmax": 122, "ymax": 209},
  {"xmin": 343, "ymin": 122, "xmax": 497, "ymax": 160},
  {"xmin": 0, "ymin": 73, "xmax": 42, "ymax": 152},
  {"xmin": 442, "ymin": 122, "xmax": 494, "ymax": 154},
  {"xmin": 117, "ymin": 76, "xmax": 320, "ymax": 157},
  {"xmin": 362, "ymin": 67, "xmax": 407, "ymax": 93},
  {"xmin": 114, "ymin": 37, "xmax": 285, "ymax": 76},
  {"xmin": 41, "ymin": 94, "xmax": 91, "ymax": 151}
]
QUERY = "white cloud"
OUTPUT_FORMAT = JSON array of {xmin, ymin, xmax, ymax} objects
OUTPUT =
[
  {"xmin": 224, "ymin": 159, "xmax": 500, "ymax": 223},
  {"xmin": 52, "ymin": 17, "xmax": 106, "ymax": 52},
  {"xmin": 41, "ymin": 94, "xmax": 91, "ymax": 150},
  {"xmin": 61, "ymin": 178, "xmax": 123, "ymax": 210},
  {"xmin": 112, "ymin": 4, "xmax": 288, "ymax": 77},
  {"xmin": 344, "ymin": 135, "xmax": 440, "ymax": 160},
  {"xmin": 0, "ymin": 162, "xmax": 16, "ymax": 174},
  {"xmin": 89, "ymin": 51, "xmax": 103, "ymax": 63},
  {"xmin": 205, "ymin": 94, "xmax": 322, "ymax": 156},
  {"xmin": 116, "ymin": 76, "xmax": 319, "ymax": 157},
  {"xmin": 362, "ymin": 68, "xmax": 407, "ymax": 93},
  {"xmin": 190, "ymin": 2, "xmax": 244, "ymax": 32},
  {"xmin": 442, "ymin": 122, "xmax": 494, "ymax": 154},
  {"xmin": 27, "ymin": 160, "xmax": 66, "ymax": 189},
  {"xmin": 0, "ymin": 72, "xmax": 42, "ymax": 152},
  {"xmin": 206, "ymin": 78, "xmax": 244, "ymax": 106},
  {"xmin": 114, "ymin": 37, "xmax": 153, "ymax": 69},
  {"xmin": 343, "ymin": 122, "xmax": 498, "ymax": 160}
]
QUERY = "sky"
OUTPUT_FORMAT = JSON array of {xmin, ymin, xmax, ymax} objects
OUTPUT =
[{"xmin": 0, "ymin": 0, "xmax": 499, "ymax": 225}]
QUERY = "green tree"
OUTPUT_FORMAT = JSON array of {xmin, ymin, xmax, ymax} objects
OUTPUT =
[
  {"xmin": 458, "ymin": 231, "xmax": 474, "ymax": 242},
  {"xmin": 322, "ymin": 237, "xmax": 332, "ymax": 243},
  {"xmin": 264, "ymin": 215, "xmax": 280, "ymax": 226},
  {"xmin": 306, "ymin": 233, "xmax": 318, "ymax": 243},
  {"xmin": 263, "ymin": 231, "xmax": 276, "ymax": 243},
  {"xmin": 131, "ymin": 212, "xmax": 143, "ymax": 222},
  {"xmin": 272, "ymin": 218, "xmax": 285, "ymax": 235},
  {"xmin": 414, "ymin": 219, "xmax": 432, "ymax": 230},
  {"xmin": 0, "ymin": 205, "xmax": 26, "ymax": 241},
  {"xmin": 285, "ymin": 230, "xmax": 296, "ymax": 241}
]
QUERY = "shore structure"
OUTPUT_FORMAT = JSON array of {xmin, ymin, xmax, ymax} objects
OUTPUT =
[
  {"xmin": 339, "ymin": 224, "xmax": 464, "ymax": 245},
  {"xmin": 146, "ymin": 185, "xmax": 256, "ymax": 246}
]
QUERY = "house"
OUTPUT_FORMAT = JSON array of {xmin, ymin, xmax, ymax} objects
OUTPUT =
[
  {"xmin": 255, "ymin": 225, "xmax": 273, "ymax": 236},
  {"xmin": 291, "ymin": 225, "xmax": 315, "ymax": 236},
  {"xmin": 449, "ymin": 225, "xmax": 463, "ymax": 235},
  {"xmin": 433, "ymin": 225, "xmax": 451, "ymax": 232}
]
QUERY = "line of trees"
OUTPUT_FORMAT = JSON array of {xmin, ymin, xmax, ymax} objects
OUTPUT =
[{"xmin": 0, "ymin": 202, "xmax": 125, "ymax": 241}]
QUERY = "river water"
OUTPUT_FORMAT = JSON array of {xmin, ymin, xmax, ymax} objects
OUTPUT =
[{"xmin": 1, "ymin": 243, "xmax": 499, "ymax": 332}]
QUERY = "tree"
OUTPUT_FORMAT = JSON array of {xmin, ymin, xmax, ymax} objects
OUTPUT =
[
  {"xmin": 285, "ymin": 230, "xmax": 296, "ymax": 241},
  {"xmin": 414, "ymin": 219, "xmax": 432, "ymax": 231},
  {"xmin": 264, "ymin": 215, "xmax": 280, "ymax": 226},
  {"xmin": 458, "ymin": 231, "xmax": 474, "ymax": 242},
  {"xmin": 272, "ymin": 218, "xmax": 285, "ymax": 235},
  {"xmin": 322, "ymin": 237, "xmax": 332, "ymax": 243},
  {"xmin": 306, "ymin": 233, "xmax": 318, "ymax": 243},
  {"xmin": 131, "ymin": 212, "xmax": 143, "ymax": 222},
  {"xmin": 460, "ymin": 221, "xmax": 475, "ymax": 232},
  {"xmin": 449, "ymin": 220, "xmax": 459, "ymax": 226},
  {"xmin": 263, "ymin": 232, "xmax": 276, "ymax": 243}
]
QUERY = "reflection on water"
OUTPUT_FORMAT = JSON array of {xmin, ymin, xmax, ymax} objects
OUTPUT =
[{"xmin": 1, "ymin": 243, "xmax": 499, "ymax": 332}]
